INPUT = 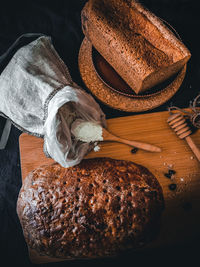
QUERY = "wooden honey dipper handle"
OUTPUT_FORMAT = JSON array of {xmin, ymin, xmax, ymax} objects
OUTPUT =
[
  {"xmin": 185, "ymin": 136, "xmax": 200, "ymax": 162},
  {"xmin": 168, "ymin": 113, "xmax": 200, "ymax": 162}
]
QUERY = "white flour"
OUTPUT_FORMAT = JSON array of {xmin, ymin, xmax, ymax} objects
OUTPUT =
[{"xmin": 71, "ymin": 120, "xmax": 103, "ymax": 143}]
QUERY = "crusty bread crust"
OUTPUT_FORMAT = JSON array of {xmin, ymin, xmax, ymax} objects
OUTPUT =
[
  {"xmin": 17, "ymin": 158, "xmax": 164, "ymax": 261},
  {"xmin": 81, "ymin": 0, "xmax": 191, "ymax": 94}
]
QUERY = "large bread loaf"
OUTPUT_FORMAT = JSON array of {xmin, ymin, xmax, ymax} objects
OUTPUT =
[
  {"xmin": 17, "ymin": 158, "xmax": 164, "ymax": 262},
  {"xmin": 81, "ymin": 0, "xmax": 191, "ymax": 94}
]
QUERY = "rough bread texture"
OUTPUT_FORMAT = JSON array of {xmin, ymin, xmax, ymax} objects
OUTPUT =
[
  {"xmin": 81, "ymin": 0, "xmax": 191, "ymax": 94},
  {"xmin": 17, "ymin": 158, "xmax": 164, "ymax": 261}
]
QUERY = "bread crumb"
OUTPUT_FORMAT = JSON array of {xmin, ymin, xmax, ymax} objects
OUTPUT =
[
  {"xmin": 180, "ymin": 178, "xmax": 184, "ymax": 182},
  {"xmin": 94, "ymin": 145, "xmax": 100, "ymax": 152},
  {"xmin": 168, "ymin": 164, "xmax": 173, "ymax": 168},
  {"xmin": 190, "ymin": 156, "xmax": 194, "ymax": 160},
  {"xmin": 163, "ymin": 163, "xmax": 174, "ymax": 169}
]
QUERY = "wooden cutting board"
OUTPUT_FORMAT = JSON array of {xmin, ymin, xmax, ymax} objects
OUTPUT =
[{"xmin": 19, "ymin": 110, "xmax": 200, "ymax": 251}]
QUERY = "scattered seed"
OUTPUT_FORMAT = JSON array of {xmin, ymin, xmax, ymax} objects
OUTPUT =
[
  {"xmin": 164, "ymin": 173, "xmax": 172, "ymax": 179},
  {"xmin": 169, "ymin": 169, "xmax": 176, "ymax": 175},
  {"xmin": 169, "ymin": 183, "xmax": 177, "ymax": 191},
  {"xmin": 131, "ymin": 148, "xmax": 138, "ymax": 154},
  {"xmin": 164, "ymin": 169, "xmax": 176, "ymax": 179}
]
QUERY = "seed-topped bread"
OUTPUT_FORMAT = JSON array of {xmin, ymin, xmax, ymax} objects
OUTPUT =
[
  {"xmin": 81, "ymin": 0, "xmax": 191, "ymax": 94},
  {"xmin": 17, "ymin": 158, "xmax": 164, "ymax": 262}
]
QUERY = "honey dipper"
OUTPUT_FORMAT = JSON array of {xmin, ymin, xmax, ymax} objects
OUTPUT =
[{"xmin": 167, "ymin": 113, "xmax": 200, "ymax": 161}]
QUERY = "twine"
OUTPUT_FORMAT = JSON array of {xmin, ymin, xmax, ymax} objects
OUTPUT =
[{"xmin": 168, "ymin": 94, "xmax": 200, "ymax": 129}]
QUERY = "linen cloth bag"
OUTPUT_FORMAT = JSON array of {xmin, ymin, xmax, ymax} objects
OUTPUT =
[{"xmin": 0, "ymin": 35, "xmax": 106, "ymax": 167}]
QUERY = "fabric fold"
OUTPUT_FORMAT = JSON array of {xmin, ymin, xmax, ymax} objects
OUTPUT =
[{"xmin": 0, "ymin": 35, "xmax": 106, "ymax": 167}]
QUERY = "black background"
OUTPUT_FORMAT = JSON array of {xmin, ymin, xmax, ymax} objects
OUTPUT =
[{"xmin": 0, "ymin": 0, "xmax": 199, "ymax": 266}]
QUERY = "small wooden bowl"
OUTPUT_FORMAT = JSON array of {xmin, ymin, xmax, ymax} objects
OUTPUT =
[{"xmin": 78, "ymin": 37, "xmax": 187, "ymax": 112}]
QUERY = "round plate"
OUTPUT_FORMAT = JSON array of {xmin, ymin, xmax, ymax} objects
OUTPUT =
[{"xmin": 78, "ymin": 37, "xmax": 187, "ymax": 112}]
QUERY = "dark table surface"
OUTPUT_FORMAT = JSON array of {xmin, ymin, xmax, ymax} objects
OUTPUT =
[{"xmin": 0, "ymin": 0, "xmax": 199, "ymax": 266}]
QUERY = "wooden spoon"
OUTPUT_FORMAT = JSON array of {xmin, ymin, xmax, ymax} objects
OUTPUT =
[{"xmin": 102, "ymin": 128, "xmax": 161, "ymax": 153}]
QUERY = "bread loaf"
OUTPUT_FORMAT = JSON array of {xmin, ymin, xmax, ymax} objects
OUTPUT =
[
  {"xmin": 81, "ymin": 0, "xmax": 191, "ymax": 94},
  {"xmin": 17, "ymin": 158, "xmax": 164, "ymax": 262}
]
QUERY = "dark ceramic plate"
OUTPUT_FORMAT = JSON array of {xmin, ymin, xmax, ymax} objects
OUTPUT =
[
  {"xmin": 92, "ymin": 47, "xmax": 180, "ymax": 98},
  {"xmin": 79, "ymin": 37, "xmax": 186, "ymax": 112}
]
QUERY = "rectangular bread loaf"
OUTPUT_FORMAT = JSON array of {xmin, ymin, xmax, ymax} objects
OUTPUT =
[{"xmin": 81, "ymin": 0, "xmax": 191, "ymax": 94}]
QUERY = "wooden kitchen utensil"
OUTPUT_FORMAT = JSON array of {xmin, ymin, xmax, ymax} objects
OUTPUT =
[
  {"xmin": 102, "ymin": 128, "xmax": 161, "ymax": 153},
  {"xmin": 167, "ymin": 112, "xmax": 200, "ymax": 162}
]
